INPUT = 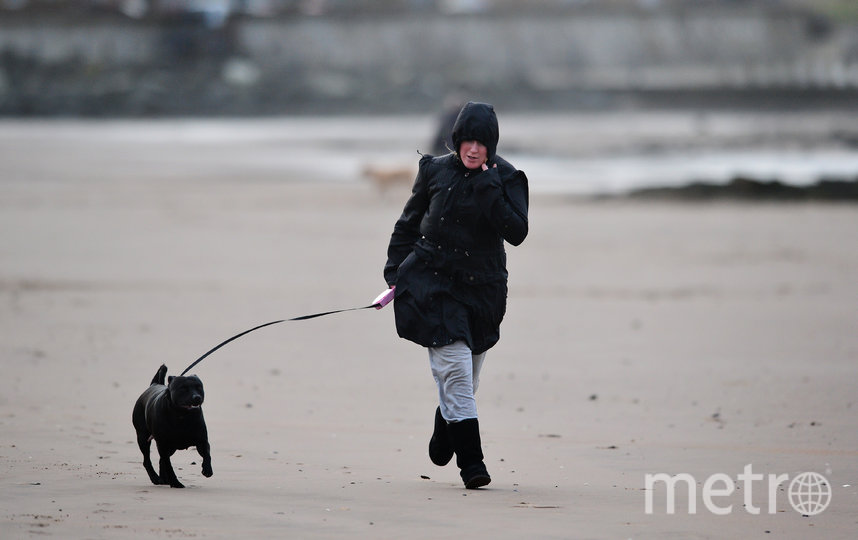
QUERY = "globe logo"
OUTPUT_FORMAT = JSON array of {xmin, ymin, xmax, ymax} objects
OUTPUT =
[{"xmin": 788, "ymin": 472, "xmax": 832, "ymax": 516}]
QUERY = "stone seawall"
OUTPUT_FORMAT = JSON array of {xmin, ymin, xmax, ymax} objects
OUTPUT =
[{"xmin": 1, "ymin": 8, "xmax": 856, "ymax": 115}]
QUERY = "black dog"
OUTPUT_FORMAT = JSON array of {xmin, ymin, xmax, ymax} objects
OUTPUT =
[{"xmin": 132, "ymin": 364, "xmax": 212, "ymax": 488}]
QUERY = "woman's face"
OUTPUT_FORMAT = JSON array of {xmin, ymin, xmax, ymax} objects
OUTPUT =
[{"xmin": 459, "ymin": 140, "xmax": 488, "ymax": 170}]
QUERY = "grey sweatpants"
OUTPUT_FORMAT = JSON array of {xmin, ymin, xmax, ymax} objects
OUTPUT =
[{"xmin": 428, "ymin": 340, "xmax": 486, "ymax": 422}]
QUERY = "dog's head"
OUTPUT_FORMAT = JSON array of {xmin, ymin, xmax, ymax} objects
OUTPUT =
[{"xmin": 167, "ymin": 374, "xmax": 205, "ymax": 411}]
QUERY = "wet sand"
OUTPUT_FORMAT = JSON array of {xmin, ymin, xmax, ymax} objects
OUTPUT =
[{"xmin": 1, "ymin": 120, "xmax": 856, "ymax": 539}]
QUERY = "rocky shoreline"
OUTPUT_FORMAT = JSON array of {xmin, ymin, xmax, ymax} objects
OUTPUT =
[{"xmin": 620, "ymin": 176, "xmax": 858, "ymax": 201}]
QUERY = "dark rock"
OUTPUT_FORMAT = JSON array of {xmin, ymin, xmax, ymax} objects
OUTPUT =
[{"xmin": 626, "ymin": 177, "xmax": 858, "ymax": 202}]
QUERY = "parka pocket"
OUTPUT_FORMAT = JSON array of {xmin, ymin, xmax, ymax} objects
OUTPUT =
[{"xmin": 395, "ymin": 251, "xmax": 422, "ymax": 289}]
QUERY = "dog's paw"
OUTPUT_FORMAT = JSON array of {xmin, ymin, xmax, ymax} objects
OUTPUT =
[
  {"xmin": 169, "ymin": 481, "xmax": 185, "ymax": 488},
  {"xmin": 202, "ymin": 466, "xmax": 213, "ymax": 478}
]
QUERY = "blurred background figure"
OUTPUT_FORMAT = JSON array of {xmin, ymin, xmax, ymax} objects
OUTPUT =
[{"xmin": 429, "ymin": 93, "xmax": 466, "ymax": 156}]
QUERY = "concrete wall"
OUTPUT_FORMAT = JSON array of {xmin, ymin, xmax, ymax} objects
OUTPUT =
[
  {"xmin": 1, "ymin": 8, "xmax": 856, "ymax": 115},
  {"xmin": 236, "ymin": 11, "xmax": 848, "ymax": 91}
]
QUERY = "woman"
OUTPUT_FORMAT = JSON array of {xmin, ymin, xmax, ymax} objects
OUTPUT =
[{"xmin": 382, "ymin": 101, "xmax": 529, "ymax": 489}]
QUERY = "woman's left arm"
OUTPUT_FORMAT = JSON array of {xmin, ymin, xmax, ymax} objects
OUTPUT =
[{"xmin": 472, "ymin": 166, "xmax": 529, "ymax": 246}]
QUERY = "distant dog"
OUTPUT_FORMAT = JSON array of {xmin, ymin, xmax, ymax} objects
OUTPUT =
[
  {"xmin": 361, "ymin": 163, "xmax": 415, "ymax": 192},
  {"xmin": 132, "ymin": 365, "xmax": 212, "ymax": 488}
]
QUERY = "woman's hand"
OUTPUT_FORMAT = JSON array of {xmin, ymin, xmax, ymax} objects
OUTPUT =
[{"xmin": 481, "ymin": 161, "xmax": 497, "ymax": 172}]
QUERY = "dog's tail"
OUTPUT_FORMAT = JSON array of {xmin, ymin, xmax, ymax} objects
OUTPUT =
[{"xmin": 151, "ymin": 364, "xmax": 168, "ymax": 386}]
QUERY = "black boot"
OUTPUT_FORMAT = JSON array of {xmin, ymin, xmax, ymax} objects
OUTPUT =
[
  {"xmin": 447, "ymin": 418, "xmax": 491, "ymax": 489},
  {"xmin": 428, "ymin": 407, "xmax": 454, "ymax": 466}
]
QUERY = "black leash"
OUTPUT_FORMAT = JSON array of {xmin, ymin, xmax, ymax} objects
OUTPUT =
[{"xmin": 179, "ymin": 303, "xmax": 380, "ymax": 376}]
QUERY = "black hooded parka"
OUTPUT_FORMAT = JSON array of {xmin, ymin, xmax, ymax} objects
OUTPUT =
[{"xmin": 384, "ymin": 102, "xmax": 529, "ymax": 354}]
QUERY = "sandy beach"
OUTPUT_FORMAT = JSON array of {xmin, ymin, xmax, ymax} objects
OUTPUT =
[{"xmin": 1, "ymin": 119, "xmax": 856, "ymax": 539}]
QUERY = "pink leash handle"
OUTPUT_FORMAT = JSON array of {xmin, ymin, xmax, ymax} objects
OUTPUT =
[{"xmin": 373, "ymin": 286, "xmax": 396, "ymax": 309}]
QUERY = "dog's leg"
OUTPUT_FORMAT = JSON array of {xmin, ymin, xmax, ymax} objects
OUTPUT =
[
  {"xmin": 137, "ymin": 433, "xmax": 163, "ymax": 485},
  {"xmin": 155, "ymin": 442, "xmax": 184, "ymax": 488},
  {"xmin": 197, "ymin": 441, "xmax": 213, "ymax": 478}
]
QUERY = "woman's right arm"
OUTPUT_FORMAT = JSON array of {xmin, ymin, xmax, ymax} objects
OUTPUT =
[{"xmin": 383, "ymin": 158, "xmax": 431, "ymax": 286}]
